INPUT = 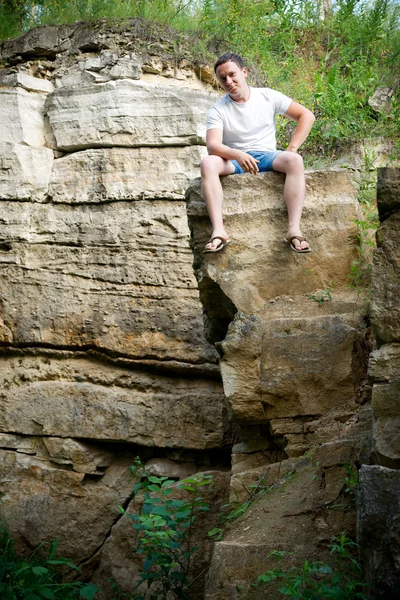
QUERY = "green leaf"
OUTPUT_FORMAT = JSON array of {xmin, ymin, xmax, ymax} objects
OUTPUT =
[
  {"xmin": 80, "ymin": 583, "xmax": 99, "ymax": 599},
  {"xmin": 38, "ymin": 589, "xmax": 55, "ymax": 600},
  {"xmin": 208, "ymin": 528, "xmax": 222, "ymax": 537},
  {"xmin": 148, "ymin": 476, "xmax": 162, "ymax": 484},
  {"xmin": 147, "ymin": 485, "xmax": 161, "ymax": 493},
  {"xmin": 32, "ymin": 566, "xmax": 49, "ymax": 576}
]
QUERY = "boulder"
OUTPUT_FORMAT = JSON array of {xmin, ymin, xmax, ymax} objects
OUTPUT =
[{"xmin": 368, "ymin": 86, "xmax": 395, "ymax": 115}]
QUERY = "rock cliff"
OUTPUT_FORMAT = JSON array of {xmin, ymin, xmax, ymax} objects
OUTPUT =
[
  {"xmin": 358, "ymin": 167, "xmax": 400, "ymax": 598},
  {"xmin": 0, "ymin": 19, "xmax": 385, "ymax": 599},
  {"xmin": 0, "ymin": 20, "xmax": 232, "ymax": 597},
  {"xmin": 186, "ymin": 169, "xmax": 372, "ymax": 598}
]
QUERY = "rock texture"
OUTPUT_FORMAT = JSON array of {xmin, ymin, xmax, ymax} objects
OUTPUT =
[
  {"xmin": 358, "ymin": 465, "xmax": 400, "ymax": 599},
  {"xmin": 0, "ymin": 21, "xmax": 230, "ymax": 599},
  {"xmin": 186, "ymin": 169, "xmax": 372, "ymax": 597},
  {"xmin": 0, "ymin": 19, "xmax": 385, "ymax": 599},
  {"xmin": 358, "ymin": 168, "xmax": 400, "ymax": 597}
]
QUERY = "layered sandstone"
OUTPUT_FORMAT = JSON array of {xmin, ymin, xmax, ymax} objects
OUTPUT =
[
  {"xmin": 0, "ymin": 22, "xmax": 230, "ymax": 598},
  {"xmin": 186, "ymin": 170, "xmax": 372, "ymax": 598},
  {"xmin": 0, "ymin": 19, "xmax": 384, "ymax": 599}
]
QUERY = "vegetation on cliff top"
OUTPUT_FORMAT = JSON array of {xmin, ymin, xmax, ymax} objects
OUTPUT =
[{"xmin": 0, "ymin": 0, "xmax": 399, "ymax": 161}]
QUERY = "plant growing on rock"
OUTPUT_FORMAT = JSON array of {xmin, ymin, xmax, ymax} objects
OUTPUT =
[
  {"xmin": 253, "ymin": 533, "xmax": 367, "ymax": 599},
  {"xmin": 0, "ymin": 524, "xmax": 98, "ymax": 599},
  {"xmin": 118, "ymin": 458, "xmax": 212, "ymax": 600}
]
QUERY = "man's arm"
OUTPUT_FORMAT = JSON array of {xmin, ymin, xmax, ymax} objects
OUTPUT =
[
  {"xmin": 206, "ymin": 128, "xmax": 260, "ymax": 175},
  {"xmin": 284, "ymin": 101, "xmax": 315, "ymax": 153}
]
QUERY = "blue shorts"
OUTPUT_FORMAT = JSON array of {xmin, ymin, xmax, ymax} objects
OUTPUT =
[{"xmin": 230, "ymin": 150, "xmax": 281, "ymax": 174}]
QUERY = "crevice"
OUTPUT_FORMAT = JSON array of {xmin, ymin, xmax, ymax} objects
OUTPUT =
[
  {"xmin": 0, "ymin": 345, "xmax": 221, "ymax": 380},
  {"xmin": 197, "ymin": 274, "xmax": 238, "ymax": 346},
  {"xmin": 0, "ymin": 341, "xmax": 215, "ymax": 367},
  {"xmin": 76, "ymin": 487, "xmax": 135, "ymax": 570}
]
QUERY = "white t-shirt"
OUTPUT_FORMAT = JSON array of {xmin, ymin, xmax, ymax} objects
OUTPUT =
[{"xmin": 206, "ymin": 87, "xmax": 292, "ymax": 152}]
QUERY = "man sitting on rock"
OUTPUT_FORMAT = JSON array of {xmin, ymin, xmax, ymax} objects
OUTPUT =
[{"xmin": 201, "ymin": 52, "xmax": 315, "ymax": 253}]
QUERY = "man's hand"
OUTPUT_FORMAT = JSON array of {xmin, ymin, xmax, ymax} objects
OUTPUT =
[{"xmin": 236, "ymin": 151, "xmax": 259, "ymax": 174}]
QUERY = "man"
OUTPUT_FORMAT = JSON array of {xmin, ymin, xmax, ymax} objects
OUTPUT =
[{"xmin": 201, "ymin": 52, "xmax": 315, "ymax": 253}]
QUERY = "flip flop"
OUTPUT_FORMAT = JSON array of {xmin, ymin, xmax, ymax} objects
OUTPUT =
[
  {"xmin": 284, "ymin": 236, "xmax": 312, "ymax": 253},
  {"xmin": 203, "ymin": 236, "xmax": 231, "ymax": 253}
]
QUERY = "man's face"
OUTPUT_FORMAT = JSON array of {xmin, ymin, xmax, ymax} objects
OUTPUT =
[{"xmin": 215, "ymin": 61, "xmax": 248, "ymax": 99}]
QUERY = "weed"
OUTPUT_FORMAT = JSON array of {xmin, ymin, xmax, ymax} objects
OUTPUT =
[
  {"xmin": 253, "ymin": 533, "xmax": 367, "ymax": 599},
  {"xmin": 307, "ymin": 281, "xmax": 334, "ymax": 305},
  {"xmin": 118, "ymin": 457, "xmax": 212, "ymax": 600},
  {"xmin": 0, "ymin": 523, "xmax": 98, "ymax": 599},
  {"xmin": 343, "ymin": 463, "xmax": 359, "ymax": 497},
  {"xmin": 348, "ymin": 149, "xmax": 380, "ymax": 297}
]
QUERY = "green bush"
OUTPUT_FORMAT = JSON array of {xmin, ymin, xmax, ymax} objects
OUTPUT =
[
  {"xmin": 0, "ymin": 524, "xmax": 98, "ymax": 600},
  {"xmin": 118, "ymin": 458, "xmax": 212, "ymax": 600},
  {"xmin": 253, "ymin": 533, "xmax": 367, "ymax": 600}
]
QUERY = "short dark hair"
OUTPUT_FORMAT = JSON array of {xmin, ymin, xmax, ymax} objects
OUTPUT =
[{"xmin": 214, "ymin": 52, "xmax": 246, "ymax": 74}]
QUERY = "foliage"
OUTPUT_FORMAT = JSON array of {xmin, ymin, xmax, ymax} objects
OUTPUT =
[
  {"xmin": 307, "ymin": 281, "xmax": 334, "ymax": 305},
  {"xmin": 343, "ymin": 463, "xmax": 359, "ymax": 497},
  {"xmin": 118, "ymin": 458, "xmax": 212, "ymax": 600},
  {"xmin": 347, "ymin": 149, "xmax": 380, "ymax": 295},
  {"xmin": 253, "ymin": 533, "xmax": 367, "ymax": 599},
  {"xmin": 0, "ymin": 1, "xmax": 399, "ymax": 162},
  {"xmin": 0, "ymin": 524, "xmax": 98, "ymax": 599}
]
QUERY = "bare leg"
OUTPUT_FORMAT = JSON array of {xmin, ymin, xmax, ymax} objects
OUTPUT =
[
  {"xmin": 272, "ymin": 151, "xmax": 310, "ymax": 251},
  {"xmin": 200, "ymin": 155, "xmax": 235, "ymax": 250}
]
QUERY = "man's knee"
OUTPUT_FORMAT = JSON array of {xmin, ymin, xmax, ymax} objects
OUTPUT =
[
  {"xmin": 286, "ymin": 152, "xmax": 304, "ymax": 171},
  {"xmin": 273, "ymin": 151, "xmax": 304, "ymax": 174},
  {"xmin": 201, "ymin": 155, "xmax": 226, "ymax": 177}
]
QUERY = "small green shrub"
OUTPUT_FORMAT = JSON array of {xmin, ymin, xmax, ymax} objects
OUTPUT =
[
  {"xmin": 118, "ymin": 458, "xmax": 212, "ymax": 600},
  {"xmin": 0, "ymin": 524, "xmax": 98, "ymax": 599},
  {"xmin": 253, "ymin": 533, "xmax": 367, "ymax": 599}
]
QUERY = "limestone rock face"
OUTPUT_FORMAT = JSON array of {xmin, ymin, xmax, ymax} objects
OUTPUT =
[
  {"xmin": 49, "ymin": 146, "xmax": 206, "ymax": 203},
  {"xmin": 376, "ymin": 167, "xmax": 400, "ymax": 220},
  {"xmin": 358, "ymin": 465, "xmax": 400, "ymax": 598},
  {"xmin": 0, "ymin": 199, "xmax": 216, "ymax": 363},
  {"xmin": 0, "ymin": 143, "xmax": 54, "ymax": 201},
  {"xmin": 0, "ymin": 351, "xmax": 226, "ymax": 449},
  {"xmin": 187, "ymin": 170, "xmax": 364, "ymax": 437},
  {"xmin": 359, "ymin": 168, "xmax": 400, "ymax": 596},
  {"xmin": 0, "ymin": 23, "xmax": 227, "ymax": 600},
  {"xmin": 186, "ymin": 169, "xmax": 372, "ymax": 598},
  {"xmin": 46, "ymin": 80, "xmax": 214, "ymax": 151},
  {"xmin": 371, "ymin": 211, "xmax": 400, "ymax": 344},
  {"xmin": 0, "ymin": 82, "xmax": 49, "ymax": 146},
  {"xmin": 369, "ymin": 169, "xmax": 400, "ymax": 467}
]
